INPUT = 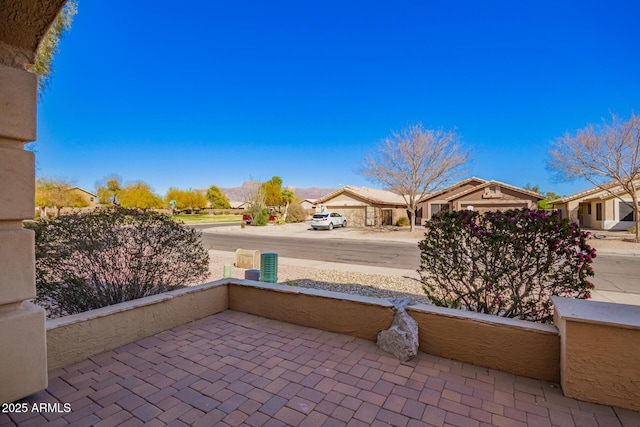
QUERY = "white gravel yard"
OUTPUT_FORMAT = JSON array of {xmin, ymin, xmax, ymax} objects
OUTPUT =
[{"xmin": 205, "ymin": 249, "xmax": 430, "ymax": 304}]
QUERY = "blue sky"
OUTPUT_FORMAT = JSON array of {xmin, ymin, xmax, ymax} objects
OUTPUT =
[{"xmin": 35, "ymin": 1, "xmax": 640, "ymax": 198}]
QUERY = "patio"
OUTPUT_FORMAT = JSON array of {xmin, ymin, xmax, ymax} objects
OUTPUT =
[{"xmin": 2, "ymin": 310, "xmax": 638, "ymax": 427}]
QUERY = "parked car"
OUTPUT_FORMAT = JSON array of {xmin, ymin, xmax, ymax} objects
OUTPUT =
[{"xmin": 311, "ymin": 212, "xmax": 347, "ymax": 230}]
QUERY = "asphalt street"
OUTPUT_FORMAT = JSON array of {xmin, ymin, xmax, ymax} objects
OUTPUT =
[{"xmin": 196, "ymin": 226, "xmax": 640, "ymax": 294}]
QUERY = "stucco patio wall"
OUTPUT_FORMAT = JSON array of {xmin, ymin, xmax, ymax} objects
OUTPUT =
[
  {"xmin": 227, "ymin": 280, "xmax": 560, "ymax": 382},
  {"xmin": 408, "ymin": 305, "xmax": 560, "ymax": 383},
  {"xmin": 553, "ymin": 297, "xmax": 640, "ymax": 412},
  {"xmin": 46, "ymin": 279, "xmax": 561, "ymax": 384},
  {"xmin": 227, "ymin": 280, "xmax": 395, "ymax": 341},
  {"xmin": 46, "ymin": 282, "xmax": 229, "ymax": 371},
  {"xmin": 44, "ymin": 279, "xmax": 640, "ymax": 412}
]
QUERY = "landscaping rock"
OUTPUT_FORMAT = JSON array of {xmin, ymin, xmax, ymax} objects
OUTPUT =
[{"xmin": 377, "ymin": 297, "xmax": 419, "ymax": 361}]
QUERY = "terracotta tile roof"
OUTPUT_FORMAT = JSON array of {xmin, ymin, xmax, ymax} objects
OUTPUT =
[
  {"xmin": 553, "ymin": 179, "xmax": 640, "ymax": 204},
  {"xmin": 316, "ymin": 185, "xmax": 408, "ymax": 206},
  {"xmin": 444, "ymin": 180, "xmax": 545, "ymax": 202}
]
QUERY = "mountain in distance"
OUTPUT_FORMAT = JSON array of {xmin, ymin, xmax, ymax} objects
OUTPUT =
[{"xmin": 220, "ymin": 186, "xmax": 337, "ymax": 203}]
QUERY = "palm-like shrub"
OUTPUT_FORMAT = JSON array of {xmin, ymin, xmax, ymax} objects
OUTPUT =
[
  {"xmin": 418, "ymin": 209, "xmax": 595, "ymax": 323},
  {"xmin": 26, "ymin": 207, "xmax": 210, "ymax": 317}
]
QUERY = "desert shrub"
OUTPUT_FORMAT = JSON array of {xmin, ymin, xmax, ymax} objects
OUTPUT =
[
  {"xmin": 252, "ymin": 208, "xmax": 270, "ymax": 226},
  {"xmin": 274, "ymin": 216, "xmax": 286, "ymax": 225},
  {"xmin": 418, "ymin": 209, "xmax": 595, "ymax": 323},
  {"xmin": 396, "ymin": 217, "xmax": 410, "ymax": 227},
  {"xmin": 286, "ymin": 202, "xmax": 307, "ymax": 223},
  {"xmin": 628, "ymin": 226, "xmax": 637, "ymax": 234},
  {"xmin": 25, "ymin": 207, "xmax": 210, "ymax": 317}
]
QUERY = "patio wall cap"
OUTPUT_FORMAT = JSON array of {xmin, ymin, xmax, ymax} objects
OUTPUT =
[
  {"xmin": 408, "ymin": 303, "xmax": 559, "ymax": 334},
  {"xmin": 222, "ymin": 278, "xmax": 396, "ymax": 308},
  {"xmin": 552, "ymin": 296, "xmax": 640, "ymax": 330},
  {"xmin": 47, "ymin": 281, "xmax": 228, "ymax": 329}
]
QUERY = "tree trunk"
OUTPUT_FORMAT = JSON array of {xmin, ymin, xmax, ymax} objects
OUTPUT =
[
  {"xmin": 409, "ymin": 210, "xmax": 415, "ymax": 232},
  {"xmin": 634, "ymin": 195, "xmax": 640, "ymax": 242},
  {"xmin": 283, "ymin": 202, "xmax": 290, "ymax": 221}
]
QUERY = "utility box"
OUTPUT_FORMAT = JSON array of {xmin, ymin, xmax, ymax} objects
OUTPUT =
[
  {"xmin": 235, "ymin": 249, "xmax": 260, "ymax": 269},
  {"xmin": 260, "ymin": 253, "xmax": 278, "ymax": 283}
]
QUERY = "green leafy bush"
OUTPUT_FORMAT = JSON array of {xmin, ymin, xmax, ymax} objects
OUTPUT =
[
  {"xmin": 25, "ymin": 207, "xmax": 210, "ymax": 317},
  {"xmin": 252, "ymin": 208, "xmax": 270, "ymax": 226},
  {"xmin": 396, "ymin": 217, "xmax": 410, "ymax": 227},
  {"xmin": 418, "ymin": 209, "xmax": 595, "ymax": 323}
]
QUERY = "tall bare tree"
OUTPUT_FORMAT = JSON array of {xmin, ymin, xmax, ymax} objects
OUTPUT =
[
  {"xmin": 241, "ymin": 179, "xmax": 266, "ymax": 220},
  {"xmin": 549, "ymin": 113, "xmax": 640, "ymax": 242},
  {"xmin": 360, "ymin": 123, "xmax": 470, "ymax": 231}
]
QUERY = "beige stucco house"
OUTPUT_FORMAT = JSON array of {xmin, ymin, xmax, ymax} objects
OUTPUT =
[
  {"xmin": 299, "ymin": 198, "xmax": 316, "ymax": 210},
  {"xmin": 553, "ymin": 181, "xmax": 640, "ymax": 231},
  {"xmin": 314, "ymin": 186, "xmax": 409, "ymax": 227},
  {"xmin": 416, "ymin": 177, "xmax": 544, "ymax": 224}
]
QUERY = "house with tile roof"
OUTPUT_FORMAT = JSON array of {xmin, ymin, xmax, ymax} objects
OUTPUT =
[
  {"xmin": 416, "ymin": 177, "xmax": 544, "ymax": 224},
  {"xmin": 314, "ymin": 186, "xmax": 409, "ymax": 227},
  {"xmin": 552, "ymin": 180, "xmax": 640, "ymax": 231}
]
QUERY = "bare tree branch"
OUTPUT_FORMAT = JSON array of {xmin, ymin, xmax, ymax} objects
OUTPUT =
[
  {"xmin": 548, "ymin": 113, "xmax": 640, "ymax": 241},
  {"xmin": 360, "ymin": 123, "xmax": 470, "ymax": 231}
]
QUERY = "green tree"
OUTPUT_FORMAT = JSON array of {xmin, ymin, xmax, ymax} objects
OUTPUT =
[
  {"xmin": 262, "ymin": 176, "xmax": 283, "ymax": 208},
  {"xmin": 95, "ymin": 175, "xmax": 122, "ymax": 205},
  {"xmin": 206, "ymin": 185, "xmax": 231, "ymax": 209},
  {"xmin": 30, "ymin": 0, "xmax": 78, "ymax": 94},
  {"xmin": 165, "ymin": 188, "xmax": 207, "ymax": 213},
  {"xmin": 523, "ymin": 183, "xmax": 540, "ymax": 193},
  {"xmin": 538, "ymin": 192, "xmax": 561, "ymax": 210},
  {"xmin": 281, "ymin": 187, "xmax": 296, "ymax": 220},
  {"xmin": 118, "ymin": 181, "xmax": 164, "ymax": 209},
  {"xmin": 35, "ymin": 177, "xmax": 89, "ymax": 217}
]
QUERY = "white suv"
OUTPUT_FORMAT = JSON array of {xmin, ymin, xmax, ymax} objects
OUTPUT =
[{"xmin": 311, "ymin": 212, "xmax": 347, "ymax": 230}]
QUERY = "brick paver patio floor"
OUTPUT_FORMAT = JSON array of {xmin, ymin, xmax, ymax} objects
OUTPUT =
[{"xmin": 1, "ymin": 310, "xmax": 639, "ymax": 427}]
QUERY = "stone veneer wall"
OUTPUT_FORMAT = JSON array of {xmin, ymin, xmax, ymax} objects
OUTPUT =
[{"xmin": 0, "ymin": 64, "xmax": 48, "ymax": 404}]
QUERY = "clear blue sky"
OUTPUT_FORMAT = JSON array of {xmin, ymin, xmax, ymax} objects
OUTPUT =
[{"xmin": 35, "ymin": 1, "xmax": 640, "ymax": 197}]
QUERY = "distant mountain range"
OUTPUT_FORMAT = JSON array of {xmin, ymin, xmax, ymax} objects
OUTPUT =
[{"xmin": 220, "ymin": 187, "xmax": 336, "ymax": 202}]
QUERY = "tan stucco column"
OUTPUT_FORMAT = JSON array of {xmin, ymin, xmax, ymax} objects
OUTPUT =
[{"xmin": 0, "ymin": 63, "xmax": 48, "ymax": 403}]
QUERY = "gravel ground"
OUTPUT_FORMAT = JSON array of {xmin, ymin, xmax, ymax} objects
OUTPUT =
[
  {"xmin": 206, "ymin": 251, "xmax": 430, "ymax": 304},
  {"xmin": 203, "ymin": 223, "xmax": 639, "ymax": 304}
]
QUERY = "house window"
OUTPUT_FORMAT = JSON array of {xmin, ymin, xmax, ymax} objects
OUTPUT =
[
  {"xmin": 587, "ymin": 204, "xmax": 591, "ymax": 215},
  {"xmin": 430, "ymin": 203, "xmax": 449, "ymax": 217},
  {"xmin": 596, "ymin": 203, "xmax": 602, "ymax": 221},
  {"xmin": 619, "ymin": 201, "xmax": 635, "ymax": 222}
]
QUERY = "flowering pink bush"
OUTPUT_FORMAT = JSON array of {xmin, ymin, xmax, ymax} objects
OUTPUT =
[{"xmin": 418, "ymin": 209, "xmax": 595, "ymax": 323}]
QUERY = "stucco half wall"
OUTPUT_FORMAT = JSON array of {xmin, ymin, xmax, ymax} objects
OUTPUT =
[
  {"xmin": 408, "ymin": 305, "xmax": 560, "ymax": 383},
  {"xmin": 46, "ymin": 279, "xmax": 561, "ymax": 385},
  {"xmin": 47, "ymin": 283, "xmax": 229, "ymax": 371}
]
